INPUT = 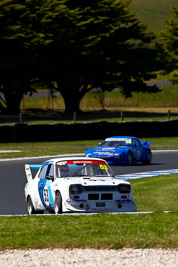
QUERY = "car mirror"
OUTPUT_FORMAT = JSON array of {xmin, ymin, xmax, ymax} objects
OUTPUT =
[{"xmin": 46, "ymin": 175, "xmax": 54, "ymax": 181}]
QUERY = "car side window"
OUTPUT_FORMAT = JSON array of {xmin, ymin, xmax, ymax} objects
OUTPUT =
[
  {"xmin": 133, "ymin": 140, "xmax": 136, "ymax": 147},
  {"xmin": 136, "ymin": 140, "xmax": 140, "ymax": 146},
  {"xmin": 137, "ymin": 139, "xmax": 141, "ymax": 146},
  {"xmin": 38, "ymin": 164, "xmax": 48, "ymax": 179},
  {"xmin": 46, "ymin": 164, "xmax": 54, "ymax": 177},
  {"xmin": 133, "ymin": 139, "xmax": 140, "ymax": 147}
]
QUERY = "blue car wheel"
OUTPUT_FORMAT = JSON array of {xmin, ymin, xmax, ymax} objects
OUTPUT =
[
  {"xmin": 143, "ymin": 150, "xmax": 152, "ymax": 165},
  {"xmin": 127, "ymin": 151, "xmax": 133, "ymax": 165}
]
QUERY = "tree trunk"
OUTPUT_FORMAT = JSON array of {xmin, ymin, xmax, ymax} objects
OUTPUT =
[
  {"xmin": 0, "ymin": 87, "xmax": 23, "ymax": 115},
  {"xmin": 60, "ymin": 87, "xmax": 84, "ymax": 114},
  {"xmin": 63, "ymin": 94, "xmax": 82, "ymax": 114}
]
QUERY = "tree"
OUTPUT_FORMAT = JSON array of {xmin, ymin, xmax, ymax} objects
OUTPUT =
[
  {"xmin": 0, "ymin": 0, "xmax": 45, "ymax": 114},
  {"xmin": 156, "ymin": 3, "xmax": 178, "ymax": 83},
  {"xmin": 37, "ymin": 0, "xmax": 161, "ymax": 113},
  {"xmin": 93, "ymin": 89, "xmax": 107, "ymax": 111},
  {"xmin": 0, "ymin": 0, "xmax": 162, "ymax": 115}
]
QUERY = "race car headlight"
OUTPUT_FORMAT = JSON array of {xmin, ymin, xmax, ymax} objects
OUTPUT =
[
  {"xmin": 69, "ymin": 184, "xmax": 82, "ymax": 194},
  {"xmin": 118, "ymin": 184, "xmax": 130, "ymax": 193}
]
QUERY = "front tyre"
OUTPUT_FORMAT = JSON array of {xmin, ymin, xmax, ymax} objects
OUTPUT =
[
  {"xmin": 127, "ymin": 151, "xmax": 133, "ymax": 165},
  {"xmin": 27, "ymin": 196, "xmax": 35, "ymax": 215},
  {"xmin": 54, "ymin": 191, "xmax": 62, "ymax": 214}
]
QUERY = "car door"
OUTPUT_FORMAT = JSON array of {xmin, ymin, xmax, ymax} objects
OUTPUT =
[
  {"xmin": 132, "ymin": 139, "xmax": 142, "ymax": 162},
  {"xmin": 38, "ymin": 163, "xmax": 55, "ymax": 210}
]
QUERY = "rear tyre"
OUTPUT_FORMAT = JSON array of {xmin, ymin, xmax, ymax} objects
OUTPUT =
[
  {"xmin": 127, "ymin": 151, "xmax": 133, "ymax": 165},
  {"xmin": 54, "ymin": 191, "xmax": 62, "ymax": 214},
  {"xmin": 27, "ymin": 196, "xmax": 36, "ymax": 215},
  {"xmin": 143, "ymin": 150, "xmax": 152, "ymax": 165}
]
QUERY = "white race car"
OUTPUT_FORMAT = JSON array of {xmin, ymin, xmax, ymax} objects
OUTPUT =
[{"xmin": 24, "ymin": 157, "xmax": 137, "ymax": 214}]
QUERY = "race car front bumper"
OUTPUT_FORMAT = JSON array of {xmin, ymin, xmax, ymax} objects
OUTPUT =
[{"xmin": 64, "ymin": 199, "xmax": 137, "ymax": 213}]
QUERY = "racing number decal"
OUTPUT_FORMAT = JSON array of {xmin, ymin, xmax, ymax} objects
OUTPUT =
[
  {"xmin": 43, "ymin": 188, "xmax": 50, "ymax": 205},
  {"xmin": 99, "ymin": 164, "xmax": 108, "ymax": 170},
  {"xmin": 38, "ymin": 180, "xmax": 54, "ymax": 209}
]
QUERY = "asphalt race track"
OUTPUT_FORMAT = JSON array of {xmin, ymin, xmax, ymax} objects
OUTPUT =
[{"xmin": 0, "ymin": 150, "xmax": 178, "ymax": 215}]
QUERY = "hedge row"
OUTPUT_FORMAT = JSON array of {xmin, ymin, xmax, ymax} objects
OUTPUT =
[{"xmin": 0, "ymin": 120, "xmax": 178, "ymax": 142}]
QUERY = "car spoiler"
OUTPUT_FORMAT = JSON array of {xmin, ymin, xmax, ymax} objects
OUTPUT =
[
  {"xmin": 25, "ymin": 164, "xmax": 41, "ymax": 182},
  {"xmin": 141, "ymin": 141, "xmax": 151, "ymax": 146}
]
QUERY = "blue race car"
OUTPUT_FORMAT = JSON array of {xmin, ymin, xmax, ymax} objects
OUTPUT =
[{"xmin": 85, "ymin": 136, "xmax": 152, "ymax": 165}]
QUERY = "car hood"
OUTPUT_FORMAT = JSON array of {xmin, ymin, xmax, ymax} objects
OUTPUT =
[
  {"xmin": 86, "ymin": 147, "xmax": 128, "ymax": 155},
  {"xmin": 55, "ymin": 176, "xmax": 127, "ymax": 186}
]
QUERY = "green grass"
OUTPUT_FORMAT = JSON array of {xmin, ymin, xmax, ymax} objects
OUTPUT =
[
  {"xmin": 131, "ymin": 0, "xmax": 177, "ymax": 33},
  {"xmin": 131, "ymin": 174, "xmax": 178, "ymax": 212},
  {"xmin": 0, "ymin": 85, "xmax": 178, "ymax": 125},
  {"xmin": 18, "ymin": 84, "xmax": 178, "ymax": 114},
  {"xmin": 1, "ymin": 108, "xmax": 178, "ymax": 125},
  {"xmin": 0, "ymin": 137, "xmax": 178, "ymax": 159},
  {"xmin": 0, "ymin": 213, "xmax": 177, "ymax": 250},
  {"xmin": 0, "ymin": 174, "xmax": 177, "ymax": 250}
]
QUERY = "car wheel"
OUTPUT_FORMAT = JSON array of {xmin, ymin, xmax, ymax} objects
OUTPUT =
[
  {"xmin": 127, "ymin": 151, "xmax": 133, "ymax": 165},
  {"xmin": 54, "ymin": 191, "xmax": 62, "ymax": 214},
  {"xmin": 48, "ymin": 210, "xmax": 55, "ymax": 214},
  {"xmin": 144, "ymin": 150, "xmax": 152, "ymax": 164},
  {"xmin": 27, "ymin": 196, "xmax": 36, "ymax": 215}
]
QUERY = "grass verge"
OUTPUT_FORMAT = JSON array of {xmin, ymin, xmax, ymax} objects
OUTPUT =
[
  {"xmin": 0, "ymin": 213, "xmax": 177, "ymax": 250},
  {"xmin": 0, "ymin": 137, "xmax": 178, "ymax": 159},
  {"xmin": 1, "ymin": 107, "xmax": 178, "ymax": 125},
  {"xmin": 131, "ymin": 174, "xmax": 178, "ymax": 212}
]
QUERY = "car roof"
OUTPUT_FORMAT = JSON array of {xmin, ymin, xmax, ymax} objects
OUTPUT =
[{"xmin": 105, "ymin": 136, "xmax": 136, "ymax": 140}]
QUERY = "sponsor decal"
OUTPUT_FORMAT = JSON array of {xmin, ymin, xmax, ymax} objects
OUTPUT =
[
  {"xmin": 94, "ymin": 151, "xmax": 113, "ymax": 155},
  {"xmin": 58, "ymin": 160, "xmax": 107, "ymax": 165},
  {"xmin": 101, "ymin": 148, "xmax": 115, "ymax": 150},
  {"xmin": 72, "ymin": 160, "xmax": 93, "ymax": 164}
]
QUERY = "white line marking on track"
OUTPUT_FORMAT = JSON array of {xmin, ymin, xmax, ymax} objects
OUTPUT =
[
  {"xmin": 0, "ymin": 150, "xmax": 21, "ymax": 153},
  {"xmin": 0, "ymin": 211, "xmax": 172, "ymax": 217},
  {"xmin": 0, "ymin": 153, "xmax": 84, "ymax": 161},
  {"xmin": 115, "ymin": 169, "xmax": 178, "ymax": 180}
]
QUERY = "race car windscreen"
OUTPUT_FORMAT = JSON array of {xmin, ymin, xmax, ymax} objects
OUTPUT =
[
  {"xmin": 100, "ymin": 138, "xmax": 132, "ymax": 147},
  {"xmin": 56, "ymin": 160, "xmax": 114, "ymax": 177}
]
